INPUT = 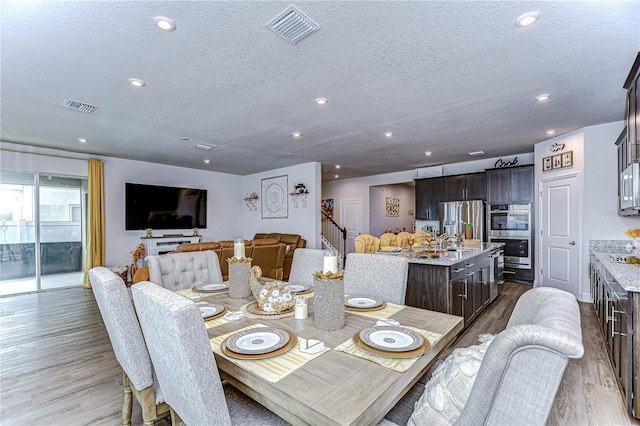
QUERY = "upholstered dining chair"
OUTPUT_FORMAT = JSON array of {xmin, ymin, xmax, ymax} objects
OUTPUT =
[
  {"xmin": 88, "ymin": 267, "xmax": 169, "ymax": 426},
  {"xmin": 396, "ymin": 231, "xmax": 414, "ymax": 246},
  {"xmin": 288, "ymin": 248, "xmax": 324, "ymax": 286},
  {"xmin": 354, "ymin": 234, "xmax": 381, "ymax": 253},
  {"xmin": 412, "ymin": 231, "xmax": 432, "ymax": 245},
  {"xmin": 379, "ymin": 232, "xmax": 401, "ymax": 248},
  {"xmin": 147, "ymin": 250, "xmax": 223, "ymax": 291},
  {"xmin": 344, "ymin": 253, "xmax": 409, "ymax": 305},
  {"xmin": 131, "ymin": 281, "xmax": 289, "ymax": 426}
]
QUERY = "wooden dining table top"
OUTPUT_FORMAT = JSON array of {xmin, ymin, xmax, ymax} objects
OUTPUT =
[{"xmin": 194, "ymin": 290, "xmax": 463, "ymax": 426}]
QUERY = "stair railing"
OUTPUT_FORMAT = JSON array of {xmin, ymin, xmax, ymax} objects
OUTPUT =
[{"xmin": 321, "ymin": 210, "xmax": 346, "ymax": 268}]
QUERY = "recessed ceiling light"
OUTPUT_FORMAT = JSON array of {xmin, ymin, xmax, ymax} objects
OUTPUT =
[
  {"xmin": 384, "ymin": 132, "xmax": 394, "ymax": 138},
  {"xmin": 180, "ymin": 136, "xmax": 190, "ymax": 141},
  {"xmin": 546, "ymin": 129, "xmax": 556, "ymax": 135},
  {"xmin": 155, "ymin": 16, "xmax": 176, "ymax": 31},
  {"xmin": 292, "ymin": 132, "xmax": 301, "ymax": 138},
  {"xmin": 315, "ymin": 98, "xmax": 328, "ymax": 105},
  {"xmin": 425, "ymin": 151, "xmax": 432, "ymax": 156},
  {"xmin": 535, "ymin": 94, "xmax": 550, "ymax": 102},
  {"xmin": 334, "ymin": 174, "xmax": 339, "ymax": 178},
  {"xmin": 468, "ymin": 151, "xmax": 485, "ymax": 157},
  {"xmin": 204, "ymin": 159, "xmax": 210, "ymax": 164},
  {"xmin": 77, "ymin": 138, "xmax": 89, "ymax": 143},
  {"xmin": 335, "ymin": 165, "xmax": 341, "ymax": 169},
  {"xmin": 129, "ymin": 78, "xmax": 145, "ymax": 87},
  {"xmin": 516, "ymin": 12, "xmax": 539, "ymax": 27}
]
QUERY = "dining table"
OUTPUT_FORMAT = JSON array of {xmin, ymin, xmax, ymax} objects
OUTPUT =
[{"xmin": 178, "ymin": 284, "xmax": 464, "ymax": 426}]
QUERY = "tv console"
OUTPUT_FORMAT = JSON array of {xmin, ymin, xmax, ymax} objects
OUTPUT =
[{"xmin": 141, "ymin": 235, "xmax": 201, "ymax": 256}]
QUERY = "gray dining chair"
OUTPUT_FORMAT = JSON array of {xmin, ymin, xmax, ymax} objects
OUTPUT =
[
  {"xmin": 131, "ymin": 281, "xmax": 289, "ymax": 425},
  {"xmin": 147, "ymin": 250, "xmax": 223, "ymax": 291},
  {"xmin": 344, "ymin": 253, "xmax": 409, "ymax": 305},
  {"xmin": 88, "ymin": 267, "xmax": 169, "ymax": 426},
  {"xmin": 288, "ymin": 248, "xmax": 324, "ymax": 286}
]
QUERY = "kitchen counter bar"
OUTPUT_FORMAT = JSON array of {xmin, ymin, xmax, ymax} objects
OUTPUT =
[
  {"xmin": 590, "ymin": 249, "xmax": 640, "ymax": 292},
  {"xmin": 378, "ymin": 242, "xmax": 504, "ymax": 266}
]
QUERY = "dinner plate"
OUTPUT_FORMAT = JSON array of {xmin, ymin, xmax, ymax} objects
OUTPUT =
[
  {"xmin": 221, "ymin": 329, "xmax": 297, "ymax": 360},
  {"xmin": 352, "ymin": 331, "xmax": 429, "ymax": 359},
  {"xmin": 345, "ymin": 296, "xmax": 384, "ymax": 310},
  {"xmin": 225, "ymin": 327, "xmax": 290, "ymax": 355},
  {"xmin": 359, "ymin": 326, "xmax": 424, "ymax": 352},
  {"xmin": 285, "ymin": 284, "xmax": 311, "ymax": 294},
  {"xmin": 193, "ymin": 282, "xmax": 229, "ymax": 293},
  {"xmin": 198, "ymin": 303, "xmax": 226, "ymax": 320}
]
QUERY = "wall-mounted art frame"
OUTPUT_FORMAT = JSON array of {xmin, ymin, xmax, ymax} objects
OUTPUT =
[
  {"xmin": 542, "ymin": 150, "xmax": 573, "ymax": 172},
  {"xmin": 386, "ymin": 197, "xmax": 400, "ymax": 217},
  {"xmin": 261, "ymin": 175, "xmax": 288, "ymax": 219},
  {"xmin": 562, "ymin": 151, "xmax": 573, "ymax": 167},
  {"xmin": 321, "ymin": 199, "xmax": 334, "ymax": 220}
]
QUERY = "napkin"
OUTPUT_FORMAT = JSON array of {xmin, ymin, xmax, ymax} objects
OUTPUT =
[
  {"xmin": 375, "ymin": 319, "xmax": 400, "ymax": 327},
  {"xmin": 300, "ymin": 339, "xmax": 324, "ymax": 354}
]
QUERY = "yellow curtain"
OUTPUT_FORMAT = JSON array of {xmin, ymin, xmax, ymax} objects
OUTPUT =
[{"xmin": 83, "ymin": 158, "xmax": 105, "ymax": 288}]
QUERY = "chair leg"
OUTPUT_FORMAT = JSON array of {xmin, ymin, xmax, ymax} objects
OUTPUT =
[
  {"xmin": 170, "ymin": 408, "xmax": 183, "ymax": 426},
  {"xmin": 139, "ymin": 386, "xmax": 158, "ymax": 426},
  {"xmin": 122, "ymin": 372, "xmax": 133, "ymax": 426}
]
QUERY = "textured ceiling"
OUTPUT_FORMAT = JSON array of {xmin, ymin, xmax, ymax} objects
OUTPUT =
[{"xmin": 1, "ymin": 1, "xmax": 638, "ymax": 180}]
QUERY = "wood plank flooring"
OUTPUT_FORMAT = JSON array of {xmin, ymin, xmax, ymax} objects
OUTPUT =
[{"xmin": 0, "ymin": 282, "xmax": 636, "ymax": 425}]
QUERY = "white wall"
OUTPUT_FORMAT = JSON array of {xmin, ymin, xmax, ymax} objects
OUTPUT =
[
  {"xmin": 369, "ymin": 184, "xmax": 414, "ymax": 235},
  {"xmin": 242, "ymin": 162, "xmax": 321, "ymax": 248},
  {"xmin": 534, "ymin": 121, "xmax": 637, "ymax": 301}
]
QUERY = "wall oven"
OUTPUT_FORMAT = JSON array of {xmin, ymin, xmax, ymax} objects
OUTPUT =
[{"xmin": 488, "ymin": 203, "xmax": 531, "ymax": 270}]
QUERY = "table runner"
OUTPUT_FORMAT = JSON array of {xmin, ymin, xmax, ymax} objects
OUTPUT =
[
  {"xmin": 334, "ymin": 326, "xmax": 442, "ymax": 373},
  {"xmin": 210, "ymin": 323, "xmax": 330, "ymax": 382}
]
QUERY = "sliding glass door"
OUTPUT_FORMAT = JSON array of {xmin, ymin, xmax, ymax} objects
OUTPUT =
[{"xmin": 0, "ymin": 171, "xmax": 86, "ymax": 295}]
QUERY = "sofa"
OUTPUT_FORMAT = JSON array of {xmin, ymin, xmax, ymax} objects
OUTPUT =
[{"xmin": 253, "ymin": 233, "xmax": 306, "ymax": 280}]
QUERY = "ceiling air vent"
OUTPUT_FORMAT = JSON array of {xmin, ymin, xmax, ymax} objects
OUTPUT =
[
  {"xmin": 266, "ymin": 6, "xmax": 320, "ymax": 45},
  {"xmin": 61, "ymin": 99, "xmax": 97, "ymax": 114},
  {"xmin": 195, "ymin": 143, "xmax": 215, "ymax": 151}
]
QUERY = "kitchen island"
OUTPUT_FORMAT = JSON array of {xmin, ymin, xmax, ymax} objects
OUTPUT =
[{"xmin": 401, "ymin": 242, "xmax": 504, "ymax": 329}]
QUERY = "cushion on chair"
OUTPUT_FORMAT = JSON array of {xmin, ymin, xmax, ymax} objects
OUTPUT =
[{"xmin": 408, "ymin": 336, "xmax": 494, "ymax": 426}]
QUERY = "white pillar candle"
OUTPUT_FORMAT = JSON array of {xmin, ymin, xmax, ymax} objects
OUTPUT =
[
  {"xmin": 234, "ymin": 238, "xmax": 244, "ymax": 259},
  {"xmin": 322, "ymin": 250, "xmax": 338, "ymax": 275}
]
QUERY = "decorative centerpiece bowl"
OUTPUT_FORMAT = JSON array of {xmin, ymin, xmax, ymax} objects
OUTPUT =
[{"xmin": 249, "ymin": 266, "xmax": 295, "ymax": 312}]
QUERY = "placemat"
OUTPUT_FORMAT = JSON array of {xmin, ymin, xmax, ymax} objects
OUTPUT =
[
  {"xmin": 210, "ymin": 324, "xmax": 330, "ymax": 382},
  {"xmin": 346, "ymin": 302, "xmax": 405, "ymax": 320},
  {"xmin": 204, "ymin": 316, "xmax": 231, "ymax": 329},
  {"xmin": 176, "ymin": 288, "xmax": 194, "ymax": 296},
  {"xmin": 240, "ymin": 302, "xmax": 296, "ymax": 320},
  {"xmin": 334, "ymin": 326, "xmax": 442, "ymax": 373}
]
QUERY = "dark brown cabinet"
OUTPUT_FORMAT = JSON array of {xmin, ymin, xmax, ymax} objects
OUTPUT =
[
  {"xmin": 415, "ymin": 177, "xmax": 443, "ymax": 220},
  {"xmin": 442, "ymin": 173, "xmax": 486, "ymax": 201},
  {"xmin": 486, "ymin": 165, "xmax": 534, "ymax": 204},
  {"xmin": 623, "ymin": 53, "xmax": 639, "ymax": 162}
]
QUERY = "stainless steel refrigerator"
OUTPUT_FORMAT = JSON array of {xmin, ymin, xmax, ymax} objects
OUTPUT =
[{"xmin": 439, "ymin": 200, "xmax": 484, "ymax": 241}]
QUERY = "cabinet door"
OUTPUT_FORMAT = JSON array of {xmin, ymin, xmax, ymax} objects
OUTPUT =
[
  {"xmin": 465, "ymin": 173, "xmax": 487, "ymax": 200},
  {"xmin": 442, "ymin": 176, "xmax": 465, "ymax": 202},
  {"xmin": 480, "ymin": 265, "xmax": 490, "ymax": 307},
  {"xmin": 486, "ymin": 169, "xmax": 510, "ymax": 203},
  {"xmin": 415, "ymin": 178, "xmax": 443, "ymax": 220},
  {"xmin": 450, "ymin": 278, "xmax": 464, "ymax": 318},
  {"xmin": 510, "ymin": 166, "xmax": 534, "ymax": 203}
]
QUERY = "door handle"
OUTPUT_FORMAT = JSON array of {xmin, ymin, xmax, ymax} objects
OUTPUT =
[{"xmin": 569, "ymin": 241, "xmax": 576, "ymax": 245}]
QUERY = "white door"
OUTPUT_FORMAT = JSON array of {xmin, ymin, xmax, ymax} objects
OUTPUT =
[
  {"xmin": 340, "ymin": 198, "xmax": 363, "ymax": 254},
  {"xmin": 540, "ymin": 173, "xmax": 580, "ymax": 297}
]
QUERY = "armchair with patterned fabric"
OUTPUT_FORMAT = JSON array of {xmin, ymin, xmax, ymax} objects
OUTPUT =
[
  {"xmin": 354, "ymin": 234, "xmax": 381, "ymax": 253},
  {"xmin": 379, "ymin": 232, "xmax": 401, "ymax": 248}
]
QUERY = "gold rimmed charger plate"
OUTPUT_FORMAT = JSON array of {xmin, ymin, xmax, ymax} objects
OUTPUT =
[
  {"xmin": 221, "ymin": 329, "xmax": 297, "ymax": 360},
  {"xmin": 197, "ymin": 303, "xmax": 227, "ymax": 321},
  {"xmin": 245, "ymin": 301, "xmax": 295, "ymax": 316},
  {"xmin": 352, "ymin": 330, "xmax": 430, "ymax": 359},
  {"xmin": 284, "ymin": 284, "xmax": 313, "ymax": 296},
  {"xmin": 192, "ymin": 282, "xmax": 229, "ymax": 293},
  {"xmin": 344, "ymin": 296, "xmax": 386, "ymax": 312}
]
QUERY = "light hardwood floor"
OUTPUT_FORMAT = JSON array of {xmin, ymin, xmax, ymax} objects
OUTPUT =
[{"xmin": 0, "ymin": 282, "xmax": 636, "ymax": 425}]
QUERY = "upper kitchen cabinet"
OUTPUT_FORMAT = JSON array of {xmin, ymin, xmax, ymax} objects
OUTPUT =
[
  {"xmin": 442, "ymin": 173, "xmax": 487, "ymax": 201},
  {"xmin": 623, "ymin": 53, "xmax": 639, "ymax": 164},
  {"xmin": 486, "ymin": 165, "xmax": 534, "ymax": 204},
  {"xmin": 415, "ymin": 177, "xmax": 443, "ymax": 220}
]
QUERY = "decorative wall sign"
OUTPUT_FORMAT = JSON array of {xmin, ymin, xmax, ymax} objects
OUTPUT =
[
  {"xmin": 261, "ymin": 175, "xmax": 288, "ymax": 219},
  {"xmin": 542, "ymin": 150, "xmax": 573, "ymax": 172},
  {"xmin": 494, "ymin": 156, "xmax": 519, "ymax": 168},
  {"xmin": 386, "ymin": 197, "xmax": 400, "ymax": 217},
  {"xmin": 549, "ymin": 142, "xmax": 565, "ymax": 152}
]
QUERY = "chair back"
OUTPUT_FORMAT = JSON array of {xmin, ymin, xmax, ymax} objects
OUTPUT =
[
  {"xmin": 396, "ymin": 231, "xmax": 414, "ymax": 246},
  {"xmin": 456, "ymin": 287, "xmax": 584, "ymax": 426},
  {"xmin": 147, "ymin": 250, "xmax": 223, "ymax": 291},
  {"xmin": 379, "ymin": 232, "xmax": 401, "ymax": 247},
  {"xmin": 344, "ymin": 253, "xmax": 409, "ymax": 304},
  {"xmin": 354, "ymin": 234, "xmax": 380, "ymax": 253},
  {"xmin": 131, "ymin": 282, "xmax": 231, "ymax": 425},
  {"xmin": 89, "ymin": 267, "xmax": 154, "ymax": 392},
  {"xmin": 288, "ymin": 248, "xmax": 324, "ymax": 286},
  {"xmin": 413, "ymin": 231, "xmax": 432, "ymax": 245}
]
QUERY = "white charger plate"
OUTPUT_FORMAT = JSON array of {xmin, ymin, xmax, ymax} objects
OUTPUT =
[
  {"xmin": 199, "ymin": 303, "xmax": 225, "ymax": 319},
  {"xmin": 285, "ymin": 284, "xmax": 311, "ymax": 293},
  {"xmin": 359, "ymin": 326, "xmax": 424, "ymax": 352},
  {"xmin": 226, "ymin": 327, "xmax": 290, "ymax": 355},
  {"xmin": 345, "ymin": 296, "xmax": 384, "ymax": 309},
  {"xmin": 194, "ymin": 282, "xmax": 229, "ymax": 292}
]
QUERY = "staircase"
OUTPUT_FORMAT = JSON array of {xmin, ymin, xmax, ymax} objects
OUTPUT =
[{"xmin": 321, "ymin": 210, "xmax": 346, "ymax": 269}]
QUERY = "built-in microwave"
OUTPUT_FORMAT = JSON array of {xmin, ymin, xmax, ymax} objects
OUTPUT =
[
  {"xmin": 488, "ymin": 204, "xmax": 531, "ymax": 237},
  {"xmin": 619, "ymin": 163, "xmax": 640, "ymax": 216}
]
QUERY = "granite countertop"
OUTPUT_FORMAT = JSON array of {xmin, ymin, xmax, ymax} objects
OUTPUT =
[
  {"xmin": 376, "ymin": 242, "xmax": 504, "ymax": 267},
  {"xmin": 590, "ymin": 249, "xmax": 640, "ymax": 293}
]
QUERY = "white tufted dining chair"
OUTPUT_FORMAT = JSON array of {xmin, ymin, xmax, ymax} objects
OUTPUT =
[
  {"xmin": 147, "ymin": 250, "xmax": 223, "ymax": 291},
  {"xmin": 131, "ymin": 281, "xmax": 288, "ymax": 425},
  {"xmin": 344, "ymin": 253, "xmax": 409, "ymax": 305},
  {"xmin": 288, "ymin": 248, "xmax": 324, "ymax": 286},
  {"xmin": 89, "ymin": 267, "xmax": 169, "ymax": 425}
]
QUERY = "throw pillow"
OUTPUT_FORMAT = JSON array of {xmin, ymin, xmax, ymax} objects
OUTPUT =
[{"xmin": 407, "ymin": 335, "xmax": 494, "ymax": 426}]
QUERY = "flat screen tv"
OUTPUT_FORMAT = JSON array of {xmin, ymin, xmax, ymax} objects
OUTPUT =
[{"xmin": 125, "ymin": 183, "xmax": 207, "ymax": 230}]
